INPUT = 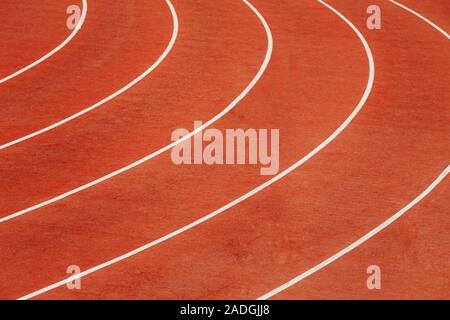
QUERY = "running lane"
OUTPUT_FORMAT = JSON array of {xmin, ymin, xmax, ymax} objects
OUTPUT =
[
  {"xmin": 0, "ymin": 0, "xmax": 272, "ymax": 298},
  {"xmin": 26, "ymin": 0, "xmax": 449, "ymax": 299},
  {"xmin": 0, "ymin": 0, "xmax": 81, "ymax": 80},
  {"xmin": 0, "ymin": 0, "xmax": 369, "ymax": 299},
  {"xmin": 0, "ymin": 0, "xmax": 171, "ymax": 146},
  {"xmin": 270, "ymin": 173, "xmax": 449, "ymax": 299},
  {"xmin": 267, "ymin": 0, "xmax": 450, "ymax": 299}
]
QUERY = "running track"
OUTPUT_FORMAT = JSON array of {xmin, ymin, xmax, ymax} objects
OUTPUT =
[{"xmin": 0, "ymin": 0, "xmax": 448, "ymax": 300}]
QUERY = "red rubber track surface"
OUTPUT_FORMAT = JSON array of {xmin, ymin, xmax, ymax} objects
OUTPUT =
[{"xmin": 0, "ymin": 0, "xmax": 448, "ymax": 299}]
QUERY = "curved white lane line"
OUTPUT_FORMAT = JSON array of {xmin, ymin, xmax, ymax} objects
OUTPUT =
[
  {"xmin": 389, "ymin": 0, "xmax": 450, "ymax": 40},
  {"xmin": 0, "ymin": 0, "xmax": 177, "ymax": 150},
  {"xmin": 1, "ymin": 0, "xmax": 273, "ymax": 223},
  {"xmin": 0, "ymin": 0, "xmax": 88, "ymax": 85},
  {"xmin": 258, "ymin": 165, "xmax": 449, "ymax": 300},
  {"xmin": 18, "ymin": 0, "xmax": 372, "ymax": 300}
]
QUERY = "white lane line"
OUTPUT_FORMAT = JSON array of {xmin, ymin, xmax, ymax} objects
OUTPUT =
[
  {"xmin": 0, "ymin": 0, "xmax": 273, "ymax": 224},
  {"xmin": 0, "ymin": 0, "xmax": 177, "ymax": 150},
  {"xmin": 0, "ymin": 0, "xmax": 88, "ymax": 85},
  {"xmin": 18, "ymin": 0, "xmax": 373, "ymax": 300},
  {"xmin": 258, "ymin": 165, "xmax": 449, "ymax": 300},
  {"xmin": 389, "ymin": 0, "xmax": 450, "ymax": 40}
]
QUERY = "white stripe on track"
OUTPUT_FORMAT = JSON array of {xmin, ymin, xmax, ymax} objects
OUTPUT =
[
  {"xmin": 258, "ymin": 165, "xmax": 449, "ymax": 300},
  {"xmin": 18, "ymin": 0, "xmax": 373, "ymax": 300},
  {"xmin": 0, "ymin": 0, "xmax": 88, "ymax": 85},
  {"xmin": 0, "ymin": 0, "xmax": 273, "ymax": 224},
  {"xmin": 0, "ymin": 0, "xmax": 177, "ymax": 151},
  {"xmin": 389, "ymin": 0, "xmax": 450, "ymax": 40}
]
